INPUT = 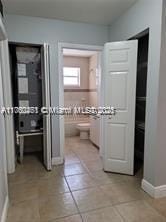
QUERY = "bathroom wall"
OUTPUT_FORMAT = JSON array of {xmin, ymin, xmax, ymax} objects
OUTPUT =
[
  {"xmin": 64, "ymin": 56, "xmax": 90, "ymax": 108},
  {"xmin": 89, "ymin": 53, "xmax": 98, "ymax": 107},
  {"xmin": 63, "ymin": 56, "xmax": 90, "ymax": 136}
]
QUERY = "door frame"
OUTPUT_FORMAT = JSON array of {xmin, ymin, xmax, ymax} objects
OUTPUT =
[
  {"xmin": 58, "ymin": 42, "xmax": 103, "ymax": 163},
  {"xmin": 7, "ymin": 41, "xmax": 52, "ymax": 171},
  {"xmin": 0, "ymin": 14, "xmax": 9, "ymax": 222},
  {"xmin": 0, "ymin": 15, "xmax": 16, "ymax": 174}
]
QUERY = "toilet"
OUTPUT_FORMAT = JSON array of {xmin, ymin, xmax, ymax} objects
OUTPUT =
[{"xmin": 77, "ymin": 123, "xmax": 90, "ymax": 140}]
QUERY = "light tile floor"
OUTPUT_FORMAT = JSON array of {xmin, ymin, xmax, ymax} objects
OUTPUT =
[{"xmin": 7, "ymin": 136, "xmax": 166, "ymax": 222}]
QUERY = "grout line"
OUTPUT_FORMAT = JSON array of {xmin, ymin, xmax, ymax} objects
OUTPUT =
[{"xmin": 64, "ymin": 175, "xmax": 84, "ymax": 222}]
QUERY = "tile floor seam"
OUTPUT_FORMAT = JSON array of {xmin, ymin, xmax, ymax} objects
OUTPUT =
[
  {"xmin": 80, "ymin": 204, "xmax": 126, "ymax": 219},
  {"xmin": 114, "ymin": 199, "xmax": 166, "ymax": 222},
  {"xmin": 64, "ymin": 175, "xmax": 84, "ymax": 222},
  {"xmin": 114, "ymin": 205, "xmax": 127, "ymax": 222},
  {"xmin": 77, "ymin": 203, "xmax": 115, "ymax": 215},
  {"xmin": 9, "ymin": 137, "xmax": 166, "ymax": 222},
  {"xmin": 48, "ymin": 213, "xmax": 82, "ymax": 222}
]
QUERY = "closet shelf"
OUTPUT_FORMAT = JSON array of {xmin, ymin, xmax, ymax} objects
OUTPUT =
[{"xmin": 136, "ymin": 97, "xmax": 146, "ymax": 101}]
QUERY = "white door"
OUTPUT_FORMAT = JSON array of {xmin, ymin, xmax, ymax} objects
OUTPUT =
[
  {"xmin": 102, "ymin": 40, "xmax": 138, "ymax": 175},
  {"xmin": 42, "ymin": 43, "xmax": 52, "ymax": 171}
]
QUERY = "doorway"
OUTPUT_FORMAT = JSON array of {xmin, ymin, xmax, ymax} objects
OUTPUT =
[
  {"xmin": 58, "ymin": 43, "xmax": 103, "ymax": 163},
  {"xmin": 9, "ymin": 42, "xmax": 52, "ymax": 171},
  {"xmin": 132, "ymin": 31, "xmax": 149, "ymax": 175},
  {"xmin": 59, "ymin": 44, "xmax": 103, "ymax": 165}
]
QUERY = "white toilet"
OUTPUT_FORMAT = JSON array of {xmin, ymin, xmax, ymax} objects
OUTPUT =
[{"xmin": 77, "ymin": 123, "xmax": 90, "ymax": 140}]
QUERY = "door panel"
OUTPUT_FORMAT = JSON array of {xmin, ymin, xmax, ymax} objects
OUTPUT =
[
  {"xmin": 103, "ymin": 40, "xmax": 138, "ymax": 175},
  {"xmin": 42, "ymin": 43, "xmax": 52, "ymax": 171},
  {"xmin": 108, "ymin": 123, "xmax": 126, "ymax": 160},
  {"xmin": 110, "ymin": 72, "xmax": 128, "ymax": 110}
]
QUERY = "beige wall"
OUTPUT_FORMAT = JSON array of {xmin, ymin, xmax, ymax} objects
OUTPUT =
[{"xmin": 89, "ymin": 53, "xmax": 98, "ymax": 107}]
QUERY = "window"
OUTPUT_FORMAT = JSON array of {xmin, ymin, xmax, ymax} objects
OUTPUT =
[{"xmin": 63, "ymin": 67, "xmax": 80, "ymax": 86}]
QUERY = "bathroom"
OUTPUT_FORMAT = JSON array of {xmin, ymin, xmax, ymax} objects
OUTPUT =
[{"xmin": 63, "ymin": 48, "xmax": 100, "ymax": 154}]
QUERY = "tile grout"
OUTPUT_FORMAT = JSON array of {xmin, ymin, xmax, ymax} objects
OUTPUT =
[{"xmin": 64, "ymin": 175, "xmax": 84, "ymax": 221}]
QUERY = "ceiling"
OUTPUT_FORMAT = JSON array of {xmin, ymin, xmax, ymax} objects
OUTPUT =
[
  {"xmin": 63, "ymin": 49, "xmax": 97, "ymax": 57},
  {"xmin": 2, "ymin": 0, "xmax": 137, "ymax": 25}
]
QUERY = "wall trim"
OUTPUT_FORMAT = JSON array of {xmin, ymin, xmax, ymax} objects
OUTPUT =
[
  {"xmin": 142, "ymin": 179, "xmax": 166, "ymax": 198},
  {"xmin": 1, "ymin": 196, "xmax": 9, "ymax": 222},
  {"xmin": 52, "ymin": 157, "xmax": 64, "ymax": 165}
]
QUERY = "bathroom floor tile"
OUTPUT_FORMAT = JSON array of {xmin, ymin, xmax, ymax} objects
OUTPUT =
[
  {"xmin": 66, "ymin": 174, "xmax": 96, "ymax": 191},
  {"xmin": 81, "ymin": 206, "xmax": 124, "ymax": 222},
  {"xmin": 116, "ymin": 200, "xmax": 166, "ymax": 222},
  {"xmin": 72, "ymin": 187, "xmax": 112, "ymax": 213},
  {"xmin": 39, "ymin": 193, "xmax": 78, "ymax": 221}
]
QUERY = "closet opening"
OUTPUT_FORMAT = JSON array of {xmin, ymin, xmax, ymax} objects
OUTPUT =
[
  {"xmin": 9, "ymin": 42, "xmax": 51, "ymax": 170},
  {"xmin": 131, "ymin": 31, "xmax": 149, "ymax": 176}
]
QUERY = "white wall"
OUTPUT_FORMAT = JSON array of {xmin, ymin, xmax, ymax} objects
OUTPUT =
[
  {"xmin": 155, "ymin": 0, "xmax": 166, "ymax": 186},
  {"xmin": 109, "ymin": 0, "xmax": 164, "ymax": 186},
  {"xmin": 4, "ymin": 14, "xmax": 109, "ymax": 157}
]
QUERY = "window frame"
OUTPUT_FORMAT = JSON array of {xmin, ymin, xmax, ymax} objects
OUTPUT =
[{"xmin": 63, "ymin": 66, "xmax": 81, "ymax": 87}]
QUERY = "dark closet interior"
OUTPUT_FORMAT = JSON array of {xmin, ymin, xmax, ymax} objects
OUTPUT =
[
  {"xmin": 9, "ymin": 43, "xmax": 44, "ymax": 161},
  {"xmin": 134, "ymin": 32, "xmax": 149, "ymax": 173}
]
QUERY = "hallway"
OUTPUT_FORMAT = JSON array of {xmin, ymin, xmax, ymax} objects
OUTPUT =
[{"xmin": 7, "ymin": 137, "xmax": 166, "ymax": 222}]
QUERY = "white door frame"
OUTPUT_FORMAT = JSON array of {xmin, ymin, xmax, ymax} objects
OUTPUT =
[
  {"xmin": 0, "ymin": 15, "xmax": 15, "ymax": 174},
  {"xmin": 0, "ymin": 40, "xmax": 15, "ymax": 174},
  {"xmin": 58, "ymin": 42, "xmax": 103, "ymax": 163},
  {"xmin": 0, "ymin": 14, "xmax": 10, "ymax": 222}
]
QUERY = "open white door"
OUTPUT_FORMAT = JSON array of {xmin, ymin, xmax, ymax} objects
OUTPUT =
[
  {"xmin": 42, "ymin": 43, "xmax": 52, "ymax": 170},
  {"xmin": 102, "ymin": 40, "xmax": 138, "ymax": 175}
]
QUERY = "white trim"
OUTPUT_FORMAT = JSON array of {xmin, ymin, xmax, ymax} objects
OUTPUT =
[
  {"xmin": 52, "ymin": 157, "xmax": 64, "ymax": 165},
  {"xmin": 0, "ymin": 14, "xmax": 7, "ymax": 41},
  {"xmin": 1, "ymin": 196, "xmax": 9, "ymax": 222},
  {"xmin": 58, "ymin": 42, "xmax": 103, "ymax": 161},
  {"xmin": 142, "ymin": 179, "xmax": 166, "ymax": 198},
  {"xmin": 0, "ymin": 41, "xmax": 15, "ymax": 174}
]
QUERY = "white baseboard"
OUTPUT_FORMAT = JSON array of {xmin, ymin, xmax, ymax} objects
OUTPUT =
[
  {"xmin": 52, "ymin": 157, "xmax": 63, "ymax": 165},
  {"xmin": 1, "ymin": 196, "xmax": 9, "ymax": 222},
  {"xmin": 142, "ymin": 179, "xmax": 166, "ymax": 198}
]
